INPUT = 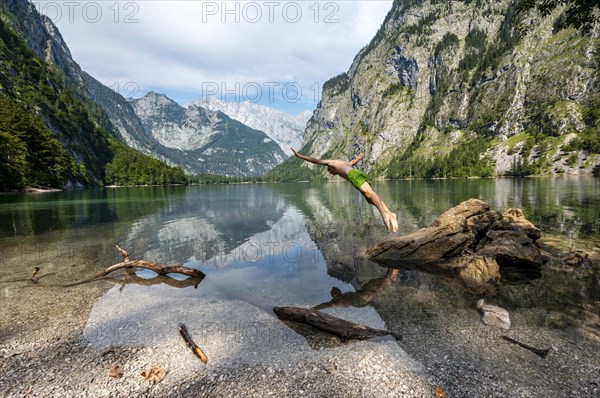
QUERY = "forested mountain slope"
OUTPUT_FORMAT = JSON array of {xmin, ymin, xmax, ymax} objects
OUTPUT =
[{"xmin": 0, "ymin": 0, "xmax": 186, "ymax": 189}]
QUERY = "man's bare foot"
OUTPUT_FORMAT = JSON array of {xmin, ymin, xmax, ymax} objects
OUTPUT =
[
  {"xmin": 381, "ymin": 212, "xmax": 398, "ymax": 233},
  {"xmin": 387, "ymin": 212, "xmax": 398, "ymax": 233},
  {"xmin": 382, "ymin": 216, "xmax": 391, "ymax": 233}
]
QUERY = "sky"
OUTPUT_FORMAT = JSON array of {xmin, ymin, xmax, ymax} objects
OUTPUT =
[{"xmin": 35, "ymin": 0, "xmax": 393, "ymax": 115}]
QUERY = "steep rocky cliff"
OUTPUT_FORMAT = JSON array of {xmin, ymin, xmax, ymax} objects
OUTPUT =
[
  {"xmin": 293, "ymin": 0, "xmax": 599, "ymax": 179},
  {"xmin": 1, "ymin": 0, "xmax": 160, "ymax": 147}
]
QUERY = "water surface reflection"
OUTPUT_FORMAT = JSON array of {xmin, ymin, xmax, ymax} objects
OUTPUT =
[
  {"xmin": 2, "ymin": 177, "xmax": 597, "ymax": 359},
  {"xmin": 81, "ymin": 177, "xmax": 600, "ymax": 354}
]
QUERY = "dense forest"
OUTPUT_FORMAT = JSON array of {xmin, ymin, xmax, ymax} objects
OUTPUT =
[
  {"xmin": 105, "ymin": 139, "xmax": 187, "ymax": 186},
  {"xmin": 0, "ymin": 17, "xmax": 186, "ymax": 190},
  {"xmin": 0, "ymin": 96, "xmax": 76, "ymax": 189}
]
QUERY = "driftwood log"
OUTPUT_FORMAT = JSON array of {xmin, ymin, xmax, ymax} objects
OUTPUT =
[
  {"xmin": 273, "ymin": 306, "xmax": 401, "ymax": 341},
  {"xmin": 62, "ymin": 246, "xmax": 205, "ymax": 287},
  {"xmin": 366, "ymin": 199, "xmax": 544, "ymax": 295}
]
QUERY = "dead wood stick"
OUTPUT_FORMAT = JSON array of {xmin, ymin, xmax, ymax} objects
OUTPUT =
[
  {"xmin": 100, "ymin": 260, "xmax": 204, "ymax": 278},
  {"xmin": 31, "ymin": 267, "xmax": 40, "ymax": 282},
  {"xmin": 178, "ymin": 323, "xmax": 207, "ymax": 363},
  {"xmin": 15, "ymin": 246, "xmax": 205, "ymax": 288},
  {"xmin": 116, "ymin": 245, "xmax": 129, "ymax": 261},
  {"xmin": 501, "ymin": 335, "xmax": 550, "ymax": 358}
]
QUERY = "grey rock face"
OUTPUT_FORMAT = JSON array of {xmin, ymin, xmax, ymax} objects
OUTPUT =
[
  {"xmin": 197, "ymin": 96, "xmax": 309, "ymax": 156},
  {"xmin": 428, "ymin": 54, "xmax": 444, "ymax": 95},
  {"xmin": 385, "ymin": 46, "xmax": 419, "ymax": 90},
  {"xmin": 296, "ymin": 0, "xmax": 599, "ymax": 178},
  {"xmin": 131, "ymin": 92, "xmax": 286, "ymax": 176}
]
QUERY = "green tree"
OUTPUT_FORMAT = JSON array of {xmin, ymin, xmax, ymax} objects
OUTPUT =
[
  {"xmin": 518, "ymin": 0, "xmax": 600, "ymax": 33},
  {"xmin": 105, "ymin": 138, "xmax": 187, "ymax": 186},
  {"xmin": 0, "ymin": 97, "xmax": 75, "ymax": 187},
  {"xmin": 0, "ymin": 130, "xmax": 28, "ymax": 189}
]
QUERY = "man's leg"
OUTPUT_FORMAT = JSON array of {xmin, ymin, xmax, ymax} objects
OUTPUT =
[{"xmin": 358, "ymin": 182, "xmax": 398, "ymax": 233}]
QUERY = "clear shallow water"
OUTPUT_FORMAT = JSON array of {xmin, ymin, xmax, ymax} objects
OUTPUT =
[{"xmin": 1, "ymin": 177, "xmax": 598, "ymax": 357}]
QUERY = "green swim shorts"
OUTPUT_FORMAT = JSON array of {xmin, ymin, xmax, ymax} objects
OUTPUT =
[{"xmin": 347, "ymin": 169, "xmax": 368, "ymax": 189}]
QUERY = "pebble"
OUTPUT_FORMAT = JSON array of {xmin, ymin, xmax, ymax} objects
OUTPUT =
[{"xmin": 477, "ymin": 299, "xmax": 511, "ymax": 330}]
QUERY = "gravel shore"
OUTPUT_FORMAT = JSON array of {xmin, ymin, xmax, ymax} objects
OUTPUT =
[{"xmin": 1, "ymin": 238, "xmax": 599, "ymax": 398}]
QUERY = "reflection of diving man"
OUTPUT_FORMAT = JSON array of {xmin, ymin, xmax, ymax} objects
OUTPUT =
[
  {"xmin": 291, "ymin": 148, "xmax": 398, "ymax": 233},
  {"xmin": 313, "ymin": 269, "xmax": 399, "ymax": 310}
]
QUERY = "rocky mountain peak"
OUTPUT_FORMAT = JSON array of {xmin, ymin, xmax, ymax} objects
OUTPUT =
[
  {"xmin": 195, "ymin": 96, "xmax": 310, "ymax": 156},
  {"xmin": 131, "ymin": 93, "xmax": 286, "ymax": 176}
]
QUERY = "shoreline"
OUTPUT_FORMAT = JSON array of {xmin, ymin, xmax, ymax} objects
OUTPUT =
[
  {"xmin": 0, "ymin": 186, "xmax": 64, "ymax": 194},
  {"xmin": 1, "ymin": 173, "xmax": 598, "ymax": 194}
]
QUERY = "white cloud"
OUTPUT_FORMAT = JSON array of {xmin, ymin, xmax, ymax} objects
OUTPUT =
[{"xmin": 40, "ymin": 0, "xmax": 393, "ymax": 113}]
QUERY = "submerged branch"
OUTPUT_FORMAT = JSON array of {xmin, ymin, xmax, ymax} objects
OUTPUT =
[
  {"xmin": 28, "ymin": 245, "xmax": 207, "ymax": 288},
  {"xmin": 501, "ymin": 335, "xmax": 550, "ymax": 358}
]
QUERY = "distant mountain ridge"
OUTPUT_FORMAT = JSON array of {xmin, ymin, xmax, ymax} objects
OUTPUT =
[
  {"xmin": 131, "ymin": 92, "xmax": 287, "ymax": 176},
  {"xmin": 195, "ymin": 96, "xmax": 311, "ymax": 156},
  {"xmin": 0, "ymin": 0, "xmax": 194, "ymax": 175}
]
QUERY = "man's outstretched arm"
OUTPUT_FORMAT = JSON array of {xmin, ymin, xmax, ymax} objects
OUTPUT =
[
  {"xmin": 291, "ymin": 148, "xmax": 331, "ymax": 165},
  {"xmin": 349, "ymin": 152, "xmax": 365, "ymax": 167}
]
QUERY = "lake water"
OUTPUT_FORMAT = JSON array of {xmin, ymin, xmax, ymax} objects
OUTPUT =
[{"xmin": 0, "ymin": 176, "xmax": 598, "ymax": 365}]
